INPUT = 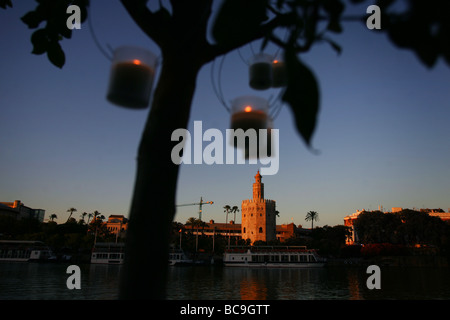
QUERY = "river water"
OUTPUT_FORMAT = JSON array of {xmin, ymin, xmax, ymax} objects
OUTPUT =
[{"xmin": 1, "ymin": 262, "xmax": 450, "ymax": 300}]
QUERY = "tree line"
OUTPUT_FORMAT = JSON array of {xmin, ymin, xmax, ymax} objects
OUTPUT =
[
  {"xmin": 354, "ymin": 209, "xmax": 450, "ymax": 249},
  {"xmin": 0, "ymin": 209, "xmax": 118, "ymax": 260}
]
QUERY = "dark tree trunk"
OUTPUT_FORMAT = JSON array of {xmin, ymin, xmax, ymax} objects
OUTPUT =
[{"xmin": 119, "ymin": 53, "xmax": 202, "ymax": 299}]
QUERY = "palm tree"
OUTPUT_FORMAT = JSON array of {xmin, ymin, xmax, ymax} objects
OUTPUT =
[
  {"xmin": 230, "ymin": 206, "xmax": 240, "ymax": 245},
  {"xmin": 224, "ymin": 205, "xmax": 239, "ymax": 247},
  {"xmin": 66, "ymin": 207, "xmax": 77, "ymax": 222},
  {"xmin": 185, "ymin": 217, "xmax": 204, "ymax": 252},
  {"xmin": 223, "ymin": 205, "xmax": 231, "ymax": 223},
  {"xmin": 91, "ymin": 210, "xmax": 106, "ymax": 223},
  {"xmin": 80, "ymin": 212, "xmax": 88, "ymax": 224},
  {"xmin": 231, "ymin": 206, "xmax": 240, "ymax": 224},
  {"xmin": 49, "ymin": 213, "xmax": 57, "ymax": 222},
  {"xmin": 185, "ymin": 217, "xmax": 198, "ymax": 228},
  {"xmin": 87, "ymin": 212, "xmax": 94, "ymax": 224},
  {"xmin": 91, "ymin": 211, "xmax": 105, "ymax": 244},
  {"xmin": 305, "ymin": 211, "xmax": 319, "ymax": 229}
]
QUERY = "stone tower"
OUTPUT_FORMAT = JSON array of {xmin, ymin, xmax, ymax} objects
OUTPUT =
[{"xmin": 241, "ymin": 171, "xmax": 276, "ymax": 243}]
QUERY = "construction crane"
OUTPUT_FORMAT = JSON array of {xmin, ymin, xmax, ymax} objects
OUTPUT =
[{"xmin": 176, "ymin": 197, "xmax": 214, "ymax": 220}]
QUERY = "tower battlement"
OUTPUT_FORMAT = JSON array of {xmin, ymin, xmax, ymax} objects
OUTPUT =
[{"xmin": 242, "ymin": 199, "xmax": 275, "ymax": 204}]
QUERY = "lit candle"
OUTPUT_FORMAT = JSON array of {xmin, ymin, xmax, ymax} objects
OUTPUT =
[
  {"xmin": 230, "ymin": 107, "xmax": 268, "ymax": 132},
  {"xmin": 271, "ymin": 60, "xmax": 287, "ymax": 88},
  {"xmin": 229, "ymin": 96, "xmax": 269, "ymax": 157},
  {"xmin": 106, "ymin": 46, "xmax": 157, "ymax": 109},
  {"xmin": 249, "ymin": 53, "xmax": 273, "ymax": 90}
]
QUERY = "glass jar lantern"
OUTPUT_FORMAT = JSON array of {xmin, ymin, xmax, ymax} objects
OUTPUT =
[
  {"xmin": 106, "ymin": 46, "xmax": 157, "ymax": 109},
  {"xmin": 230, "ymin": 95, "xmax": 269, "ymax": 132},
  {"xmin": 230, "ymin": 95, "xmax": 269, "ymax": 157},
  {"xmin": 249, "ymin": 53, "xmax": 273, "ymax": 90}
]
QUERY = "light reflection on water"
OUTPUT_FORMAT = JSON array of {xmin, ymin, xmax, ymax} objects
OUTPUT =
[
  {"xmin": 166, "ymin": 265, "xmax": 450, "ymax": 300},
  {"xmin": 1, "ymin": 263, "xmax": 450, "ymax": 300}
]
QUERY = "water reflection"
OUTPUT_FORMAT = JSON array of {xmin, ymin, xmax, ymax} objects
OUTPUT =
[
  {"xmin": 0, "ymin": 263, "xmax": 121, "ymax": 300},
  {"xmin": 166, "ymin": 265, "xmax": 450, "ymax": 300},
  {"xmin": 1, "ymin": 263, "xmax": 450, "ymax": 300}
]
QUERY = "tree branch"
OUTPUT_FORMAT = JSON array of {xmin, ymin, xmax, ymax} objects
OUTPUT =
[
  {"xmin": 120, "ymin": 0, "xmax": 171, "ymax": 48},
  {"xmin": 205, "ymin": 14, "xmax": 284, "ymax": 63}
]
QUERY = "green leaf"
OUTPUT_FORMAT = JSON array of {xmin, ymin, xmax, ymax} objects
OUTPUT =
[
  {"xmin": 31, "ymin": 28, "xmax": 49, "ymax": 55},
  {"xmin": 21, "ymin": 10, "xmax": 45, "ymax": 29},
  {"xmin": 0, "ymin": 0, "xmax": 12, "ymax": 9},
  {"xmin": 47, "ymin": 41, "xmax": 65, "ymax": 68},
  {"xmin": 212, "ymin": 0, "xmax": 268, "ymax": 47},
  {"xmin": 282, "ymin": 48, "xmax": 320, "ymax": 147}
]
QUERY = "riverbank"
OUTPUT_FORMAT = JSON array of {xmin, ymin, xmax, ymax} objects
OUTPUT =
[{"xmin": 327, "ymin": 255, "xmax": 450, "ymax": 267}]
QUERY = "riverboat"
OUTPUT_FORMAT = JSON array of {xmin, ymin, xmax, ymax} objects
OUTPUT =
[
  {"xmin": 0, "ymin": 240, "xmax": 56, "ymax": 262},
  {"xmin": 168, "ymin": 247, "xmax": 194, "ymax": 266},
  {"xmin": 223, "ymin": 246, "xmax": 326, "ymax": 268},
  {"xmin": 91, "ymin": 242, "xmax": 124, "ymax": 264}
]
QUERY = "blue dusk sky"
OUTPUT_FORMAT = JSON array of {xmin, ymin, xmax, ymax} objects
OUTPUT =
[{"xmin": 1, "ymin": 1, "xmax": 449, "ymax": 228}]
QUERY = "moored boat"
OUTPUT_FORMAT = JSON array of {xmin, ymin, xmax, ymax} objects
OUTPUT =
[
  {"xmin": 223, "ymin": 246, "xmax": 326, "ymax": 267},
  {"xmin": 168, "ymin": 247, "xmax": 194, "ymax": 266},
  {"xmin": 91, "ymin": 242, "xmax": 124, "ymax": 264},
  {"xmin": 0, "ymin": 240, "xmax": 56, "ymax": 262}
]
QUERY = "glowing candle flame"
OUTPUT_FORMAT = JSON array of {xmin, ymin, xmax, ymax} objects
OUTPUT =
[{"xmin": 244, "ymin": 106, "xmax": 252, "ymax": 112}]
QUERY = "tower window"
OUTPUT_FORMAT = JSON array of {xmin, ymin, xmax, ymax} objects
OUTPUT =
[
  {"xmin": 259, "ymin": 227, "xmax": 263, "ymax": 233},
  {"xmin": 243, "ymin": 227, "xmax": 246, "ymax": 233}
]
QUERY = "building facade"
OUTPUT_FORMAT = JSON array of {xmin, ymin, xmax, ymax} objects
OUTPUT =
[
  {"xmin": 104, "ymin": 215, "xmax": 128, "ymax": 236},
  {"xmin": 0, "ymin": 200, "xmax": 45, "ymax": 222},
  {"xmin": 183, "ymin": 220, "xmax": 297, "ymax": 243},
  {"xmin": 241, "ymin": 171, "xmax": 277, "ymax": 243}
]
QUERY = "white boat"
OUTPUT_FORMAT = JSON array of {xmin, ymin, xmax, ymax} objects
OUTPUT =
[
  {"xmin": 223, "ymin": 246, "xmax": 326, "ymax": 268},
  {"xmin": 0, "ymin": 240, "xmax": 56, "ymax": 262},
  {"xmin": 168, "ymin": 248, "xmax": 194, "ymax": 266},
  {"xmin": 91, "ymin": 242, "xmax": 124, "ymax": 264}
]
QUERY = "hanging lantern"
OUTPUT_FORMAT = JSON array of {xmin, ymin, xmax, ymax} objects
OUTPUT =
[
  {"xmin": 249, "ymin": 53, "xmax": 273, "ymax": 90},
  {"xmin": 106, "ymin": 46, "xmax": 157, "ymax": 109},
  {"xmin": 230, "ymin": 95, "xmax": 268, "ymax": 132},
  {"xmin": 271, "ymin": 59, "xmax": 287, "ymax": 88},
  {"xmin": 230, "ymin": 96, "xmax": 269, "ymax": 157}
]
